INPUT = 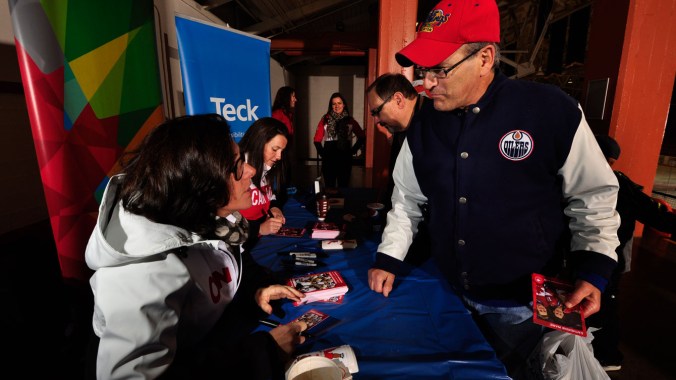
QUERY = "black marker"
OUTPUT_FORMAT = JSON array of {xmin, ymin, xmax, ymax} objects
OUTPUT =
[
  {"xmin": 258, "ymin": 319, "xmax": 313, "ymax": 337},
  {"xmin": 259, "ymin": 319, "xmax": 281, "ymax": 328},
  {"xmin": 283, "ymin": 260, "xmax": 325, "ymax": 267},
  {"xmin": 278, "ymin": 251, "xmax": 329, "ymax": 259}
]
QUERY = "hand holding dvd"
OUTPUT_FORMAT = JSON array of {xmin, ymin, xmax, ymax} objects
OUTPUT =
[{"xmin": 532, "ymin": 273, "xmax": 587, "ymax": 336}]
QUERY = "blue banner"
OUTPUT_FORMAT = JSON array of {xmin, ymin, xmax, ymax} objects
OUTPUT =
[{"xmin": 175, "ymin": 16, "xmax": 271, "ymax": 141}]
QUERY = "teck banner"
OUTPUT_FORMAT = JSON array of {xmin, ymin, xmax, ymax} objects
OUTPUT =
[{"xmin": 175, "ymin": 16, "xmax": 271, "ymax": 141}]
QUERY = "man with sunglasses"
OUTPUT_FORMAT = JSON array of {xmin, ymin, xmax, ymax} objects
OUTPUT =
[{"xmin": 367, "ymin": 1, "xmax": 620, "ymax": 378}]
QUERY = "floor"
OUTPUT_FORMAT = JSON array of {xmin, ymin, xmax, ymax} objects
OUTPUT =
[{"xmin": 2, "ymin": 161, "xmax": 675, "ymax": 379}]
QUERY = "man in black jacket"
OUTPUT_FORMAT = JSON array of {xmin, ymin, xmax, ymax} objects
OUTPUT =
[{"xmin": 589, "ymin": 134, "xmax": 676, "ymax": 371}]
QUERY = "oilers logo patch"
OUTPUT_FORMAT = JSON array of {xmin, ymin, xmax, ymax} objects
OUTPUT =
[{"xmin": 499, "ymin": 130, "xmax": 533, "ymax": 161}]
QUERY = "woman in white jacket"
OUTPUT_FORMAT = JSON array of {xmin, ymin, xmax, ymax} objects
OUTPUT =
[{"xmin": 85, "ymin": 114, "xmax": 307, "ymax": 379}]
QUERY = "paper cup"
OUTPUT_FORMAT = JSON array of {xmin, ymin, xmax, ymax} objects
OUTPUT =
[
  {"xmin": 286, "ymin": 356, "xmax": 343, "ymax": 380},
  {"xmin": 366, "ymin": 202, "xmax": 384, "ymax": 218}
]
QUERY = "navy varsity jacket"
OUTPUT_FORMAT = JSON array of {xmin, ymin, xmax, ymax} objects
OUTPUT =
[{"xmin": 374, "ymin": 71, "xmax": 619, "ymax": 302}]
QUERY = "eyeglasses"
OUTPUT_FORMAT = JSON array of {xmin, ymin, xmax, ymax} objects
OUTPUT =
[
  {"xmin": 414, "ymin": 47, "xmax": 483, "ymax": 80},
  {"xmin": 230, "ymin": 155, "xmax": 245, "ymax": 181},
  {"xmin": 370, "ymin": 93, "xmax": 394, "ymax": 117}
]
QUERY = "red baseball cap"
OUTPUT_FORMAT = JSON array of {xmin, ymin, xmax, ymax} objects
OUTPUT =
[{"xmin": 396, "ymin": 0, "xmax": 501, "ymax": 68}]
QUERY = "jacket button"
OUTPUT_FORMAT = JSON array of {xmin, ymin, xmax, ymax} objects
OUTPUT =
[
  {"xmin": 458, "ymin": 239, "xmax": 465, "ymax": 246},
  {"xmin": 464, "ymin": 284, "xmax": 470, "ymax": 290},
  {"xmin": 460, "ymin": 152, "xmax": 469, "ymax": 159},
  {"xmin": 459, "ymin": 197, "xmax": 467, "ymax": 204},
  {"xmin": 461, "ymin": 272, "xmax": 468, "ymax": 278},
  {"xmin": 472, "ymin": 106, "xmax": 480, "ymax": 114}
]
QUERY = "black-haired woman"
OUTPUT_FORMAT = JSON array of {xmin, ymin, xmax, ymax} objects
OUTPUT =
[{"xmin": 85, "ymin": 114, "xmax": 306, "ymax": 379}]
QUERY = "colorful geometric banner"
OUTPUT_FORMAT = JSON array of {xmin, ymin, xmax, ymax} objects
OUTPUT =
[
  {"xmin": 10, "ymin": 0, "xmax": 164, "ymax": 282},
  {"xmin": 175, "ymin": 15, "xmax": 271, "ymax": 141}
]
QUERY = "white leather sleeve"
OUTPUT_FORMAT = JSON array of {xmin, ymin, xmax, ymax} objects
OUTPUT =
[
  {"xmin": 377, "ymin": 139, "xmax": 428, "ymax": 261},
  {"xmin": 559, "ymin": 107, "xmax": 620, "ymax": 261}
]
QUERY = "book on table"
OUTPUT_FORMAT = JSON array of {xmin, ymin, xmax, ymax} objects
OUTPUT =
[
  {"xmin": 310, "ymin": 221, "xmax": 341, "ymax": 239},
  {"xmin": 287, "ymin": 270, "xmax": 348, "ymax": 306},
  {"xmin": 274, "ymin": 226, "xmax": 306, "ymax": 237}
]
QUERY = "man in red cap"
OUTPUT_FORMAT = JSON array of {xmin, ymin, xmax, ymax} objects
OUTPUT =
[{"xmin": 368, "ymin": 1, "xmax": 621, "ymax": 378}]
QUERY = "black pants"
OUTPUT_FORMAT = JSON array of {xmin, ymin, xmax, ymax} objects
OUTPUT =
[
  {"xmin": 321, "ymin": 142, "xmax": 352, "ymax": 188},
  {"xmin": 587, "ymin": 267, "xmax": 623, "ymax": 365}
]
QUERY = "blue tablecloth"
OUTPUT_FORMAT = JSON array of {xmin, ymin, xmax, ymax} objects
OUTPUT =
[{"xmin": 250, "ymin": 197, "xmax": 509, "ymax": 379}]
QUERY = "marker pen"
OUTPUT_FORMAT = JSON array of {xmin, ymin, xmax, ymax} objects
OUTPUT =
[{"xmin": 258, "ymin": 319, "xmax": 313, "ymax": 337}]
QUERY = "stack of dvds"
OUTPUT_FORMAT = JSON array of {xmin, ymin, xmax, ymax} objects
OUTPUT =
[
  {"xmin": 287, "ymin": 270, "xmax": 348, "ymax": 306},
  {"xmin": 310, "ymin": 221, "xmax": 341, "ymax": 239}
]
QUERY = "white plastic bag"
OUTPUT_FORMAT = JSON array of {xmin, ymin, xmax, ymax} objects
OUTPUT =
[{"xmin": 540, "ymin": 328, "xmax": 610, "ymax": 380}]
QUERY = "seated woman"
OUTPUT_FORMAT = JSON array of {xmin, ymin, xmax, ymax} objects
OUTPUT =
[
  {"xmin": 239, "ymin": 117, "xmax": 290, "ymax": 251},
  {"xmin": 85, "ymin": 114, "xmax": 306, "ymax": 380}
]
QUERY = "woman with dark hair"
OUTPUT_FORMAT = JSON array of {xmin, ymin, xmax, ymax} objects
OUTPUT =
[
  {"xmin": 85, "ymin": 114, "xmax": 307, "ymax": 380},
  {"xmin": 272, "ymin": 86, "xmax": 297, "ymax": 183},
  {"xmin": 271, "ymin": 86, "xmax": 296, "ymax": 137},
  {"xmin": 239, "ymin": 117, "xmax": 290, "ymax": 250},
  {"xmin": 313, "ymin": 92, "xmax": 365, "ymax": 188}
]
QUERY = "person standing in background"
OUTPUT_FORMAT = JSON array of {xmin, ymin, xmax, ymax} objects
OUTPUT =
[
  {"xmin": 239, "ymin": 117, "xmax": 290, "ymax": 251},
  {"xmin": 272, "ymin": 86, "xmax": 297, "ymax": 185},
  {"xmin": 313, "ymin": 92, "xmax": 365, "ymax": 189},
  {"xmin": 271, "ymin": 86, "xmax": 297, "ymax": 137},
  {"xmin": 588, "ymin": 134, "xmax": 676, "ymax": 372},
  {"xmin": 367, "ymin": 1, "xmax": 620, "ymax": 378},
  {"xmin": 85, "ymin": 114, "xmax": 307, "ymax": 379}
]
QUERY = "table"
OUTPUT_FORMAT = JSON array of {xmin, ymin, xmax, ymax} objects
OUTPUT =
[{"xmin": 250, "ymin": 196, "xmax": 509, "ymax": 379}]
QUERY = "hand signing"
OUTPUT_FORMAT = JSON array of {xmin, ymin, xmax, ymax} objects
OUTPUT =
[
  {"xmin": 269, "ymin": 321, "xmax": 308, "ymax": 355},
  {"xmin": 260, "ymin": 217, "xmax": 283, "ymax": 235},
  {"xmin": 269, "ymin": 207, "xmax": 286, "ymax": 224}
]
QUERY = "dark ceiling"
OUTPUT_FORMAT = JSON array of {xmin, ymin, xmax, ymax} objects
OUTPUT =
[
  {"xmin": 195, "ymin": 0, "xmax": 592, "ymax": 84},
  {"xmin": 195, "ymin": 0, "xmax": 381, "ymax": 67}
]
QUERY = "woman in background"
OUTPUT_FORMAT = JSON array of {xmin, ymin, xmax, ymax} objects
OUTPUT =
[
  {"xmin": 239, "ymin": 117, "xmax": 290, "ymax": 251},
  {"xmin": 85, "ymin": 114, "xmax": 306, "ymax": 379},
  {"xmin": 272, "ymin": 86, "xmax": 297, "ymax": 184},
  {"xmin": 313, "ymin": 92, "xmax": 365, "ymax": 188},
  {"xmin": 271, "ymin": 86, "xmax": 297, "ymax": 137}
]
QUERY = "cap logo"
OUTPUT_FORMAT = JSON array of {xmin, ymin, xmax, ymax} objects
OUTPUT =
[
  {"xmin": 499, "ymin": 130, "xmax": 533, "ymax": 161},
  {"xmin": 419, "ymin": 9, "xmax": 450, "ymax": 32}
]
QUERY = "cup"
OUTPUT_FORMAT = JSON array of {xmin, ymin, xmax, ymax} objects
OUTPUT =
[
  {"xmin": 317, "ymin": 196, "xmax": 330, "ymax": 221},
  {"xmin": 366, "ymin": 203, "xmax": 384, "ymax": 218},
  {"xmin": 366, "ymin": 203, "xmax": 385, "ymax": 232},
  {"xmin": 286, "ymin": 356, "xmax": 343, "ymax": 380}
]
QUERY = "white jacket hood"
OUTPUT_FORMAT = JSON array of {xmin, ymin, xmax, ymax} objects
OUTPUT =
[{"xmin": 85, "ymin": 174, "xmax": 219, "ymax": 270}]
